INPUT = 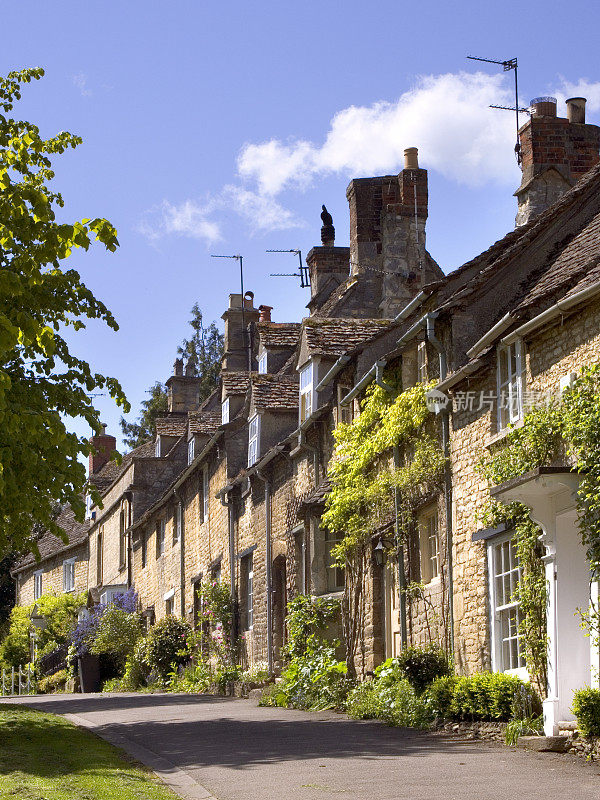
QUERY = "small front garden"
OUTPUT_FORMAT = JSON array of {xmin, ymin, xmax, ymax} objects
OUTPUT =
[{"xmin": 0, "ymin": 704, "xmax": 179, "ymax": 800}]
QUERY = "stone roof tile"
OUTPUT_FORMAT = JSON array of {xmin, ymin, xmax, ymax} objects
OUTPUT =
[
  {"xmin": 251, "ymin": 374, "xmax": 299, "ymax": 412},
  {"xmin": 14, "ymin": 505, "xmax": 90, "ymax": 573},
  {"xmin": 258, "ymin": 322, "xmax": 301, "ymax": 348},
  {"xmin": 304, "ymin": 318, "xmax": 391, "ymax": 358},
  {"xmin": 188, "ymin": 411, "xmax": 222, "ymax": 436}
]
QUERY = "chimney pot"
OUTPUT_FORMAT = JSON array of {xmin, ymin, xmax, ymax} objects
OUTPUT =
[
  {"xmin": 567, "ymin": 96, "xmax": 586, "ymax": 124},
  {"xmin": 258, "ymin": 305, "xmax": 273, "ymax": 322},
  {"xmin": 243, "ymin": 291, "xmax": 254, "ymax": 309},
  {"xmin": 173, "ymin": 358, "xmax": 184, "ymax": 377},
  {"xmin": 530, "ymin": 96, "xmax": 557, "ymax": 117},
  {"xmin": 89, "ymin": 427, "xmax": 117, "ymax": 475},
  {"xmin": 404, "ymin": 147, "xmax": 419, "ymax": 170}
]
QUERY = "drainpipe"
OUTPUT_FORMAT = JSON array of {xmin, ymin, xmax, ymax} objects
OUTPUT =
[
  {"xmin": 425, "ymin": 315, "xmax": 455, "ymax": 658},
  {"xmin": 255, "ymin": 470, "xmax": 274, "ymax": 677},
  {"xmin": 174, "ymin": 489, "xmax": 185, "ymax": 620},
  {"xmin": 125, "ymin": 491, "xmax": 133, "ymax": 590},
  {"xmin": 373, "ymin": 366, "xmax": 409, "ymax": 650},
  {"xmin": 219, "ymin": 487, "xmax": 236, "ymax": 602}
]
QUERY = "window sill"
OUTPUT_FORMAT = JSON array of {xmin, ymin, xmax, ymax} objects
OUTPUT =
[
  {"xmin": 422, "ymin": 576, "xmax": 441, "ymax": 590},
  {"xmin": 314, "ymin": 589, "xmax": 344, "ymax": 600},
  {"xmin": 485, "ymin": 418, "xmax": 525, "ymax": 449}
]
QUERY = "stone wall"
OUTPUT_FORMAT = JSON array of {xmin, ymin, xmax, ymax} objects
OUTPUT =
[{"xmin": 16, "ymin": 543, "xmax": 89, "ymax": 606}]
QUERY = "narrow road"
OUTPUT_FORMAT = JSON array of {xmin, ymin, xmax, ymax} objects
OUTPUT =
[{"xmin": 3, "ymin": 693, "xmax": 599, "ymax": 800}]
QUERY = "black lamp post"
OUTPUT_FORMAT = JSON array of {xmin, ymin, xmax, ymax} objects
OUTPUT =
[{"xmin": 373, "ymin": 537, "xmax": 385, "ymax": 567}]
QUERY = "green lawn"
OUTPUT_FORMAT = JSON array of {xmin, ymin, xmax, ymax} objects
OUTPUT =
[{"xmin": 0, "ymin": 704, "xmax": 180, "ymax": 800}]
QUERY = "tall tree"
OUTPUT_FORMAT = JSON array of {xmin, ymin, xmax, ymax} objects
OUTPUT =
[
  {"xmin": 0, "ymin": 68, "xmax": 128, "ymax": 556},
  {"xmin": 177, "ymin": 303, "xmax": 223, "ymax": 399},
  {"xmin": 120, "ymin": 305, "xmax": 223, "ymax": 449},
  {"xmin": 119, "ymin": 382, "xmax": 168, "ymax": 449}
]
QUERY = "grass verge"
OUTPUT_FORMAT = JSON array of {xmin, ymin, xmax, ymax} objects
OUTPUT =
[{"xmin": 0, "ymin": 704, "xmax": 179, "ymax": 800}]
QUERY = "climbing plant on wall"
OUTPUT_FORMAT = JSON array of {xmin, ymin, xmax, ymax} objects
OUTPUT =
[{"xmin": 322, "ymin": 379, "xmax": 446, "ymax": 676}]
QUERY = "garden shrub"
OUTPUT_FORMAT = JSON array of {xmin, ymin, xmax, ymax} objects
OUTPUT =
[
  {"xmin": 573, "ymin": 687, "xmax": 600, "ymax": 737},
  {"xmin": 37, "ymin": 668, "xmax": 68, "ymax": 694},
  {"xmin": 240, "ymin": 661, "xmax": 270, "ymax": 685},
  {"xmin": 70, "ymin": 588, "xmax": 138, "ymax": 658},
  {"xmin": 451, "ymin": 673, "xmax": 538, "ymax": 721},
  {"xmin": 167, "ymin": 661, "xmax": 212, "ymax": 694},
  {"xmin": 425, "ymin": 675, "xmax": 457, "ymax": 718},
  {"xmin": 145, "ymin": 616, "xmax": 191, "ymax": 680},
  {"xmin": 0, "ymin": 592, "xmax": 85, "ymax": 667},
  {"xmin": 278, "ymin": 637, "xmax": 350, "ymax": 711},
  {"xmin": 394, "ymin": 645, "xmax": 451, "ymax": 694},
  {"xmin": 90, "ymin": 606, "xmax": 142, "ymax": 671},
  {"xmin": 345, "ymin": 677, "xmax": 431, "ymax": 728}
]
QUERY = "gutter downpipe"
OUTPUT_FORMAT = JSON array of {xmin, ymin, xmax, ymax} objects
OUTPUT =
[
  {"xmin": 373, "ymin": 362, "xmax": 409, "ymax": 650},
  {"xmin": 174, "ymin": 488, "xmax": 185, "ymax": 620},
  {"xmin": 125, "ymin": 491, "xmax": 133, "ymax": 590},
  {"xmin": 425, "ymin": 315, "xmax": 455, "ymax": 659},
  {"xmin": 255, "ymin": 470, "xmax": 274, "ymax": 677}
]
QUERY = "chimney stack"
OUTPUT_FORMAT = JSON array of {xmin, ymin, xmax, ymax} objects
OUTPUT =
[
  {"xmin": 221, "ymin": 292, "xmax": 260, "ymax": 371},
  {"xmin": 89, "ymin": 425, "xmax": 117, "ymax": 475},
  {"xmin": 515, "ymin": 95, "xmax": 600, "ymax": 226},
  {"xmin": 567, "ymin": 96, "xmax": 586, "ymax": 124},
  {"xmin": 166, "ymin": 359, "xmax": 201, "ymax": 413},
  {"xmin": 258, "ymin": 305, "xmax": 272, "ymax": 323}
]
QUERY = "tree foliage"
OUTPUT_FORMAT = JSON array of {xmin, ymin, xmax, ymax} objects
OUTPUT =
[
  {"xmin": 0, "ymin": 68, "xmax": 128, "ymax": 556},
  {"xmin": 120, "ymin": 303, "xmax": 223, "ymax": 449}
]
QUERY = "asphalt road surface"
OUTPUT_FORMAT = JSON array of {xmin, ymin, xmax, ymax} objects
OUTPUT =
[{"xmin": 3, "ymin": 693, "xmax": 600, "ymax": 800}]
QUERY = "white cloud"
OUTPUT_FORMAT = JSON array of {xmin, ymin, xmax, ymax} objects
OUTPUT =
[
  {"xmin": 138, "ymin": 199, "xmax": 222, "ymax": 245},
  {"xmin": 73, "ymin": 72, "xmax": 92, "ymax": 98},
  {"xmin": 238, "ymin": 72, "xmax": 522, "ymax": 191},
  {"xmin": 141, "ymin": 71, "xmax": 600, "ymax": 242}
]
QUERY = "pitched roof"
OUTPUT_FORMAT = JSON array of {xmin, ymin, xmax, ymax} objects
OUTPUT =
[
  {"xmin": 13, "ymin": 505, "xmax": 90, "ymax": 573},
  {"xmin": 258, "ymin": 322, "xmax": 301, "ymax": 348},
  {"xmin": 251, "ymin": 374, "xmax": 299, "ymax": 412},
  {"xmin": 188, "ymin": 411, "xmax": 222, "ymax": 436},
  {"xmin": 303, "ymin": 318, "xmax": 391, "ymax": 358},
  {"xmin": 155, "ymin": 416, "xmax": 188, "ymax": 437},
  {"xmin": 222, "ymin": 372, "xmax": 251, "ymax": 395}
]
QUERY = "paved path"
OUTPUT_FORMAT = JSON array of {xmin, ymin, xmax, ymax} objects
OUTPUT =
[{"xmin": 3, "ymin": 693, "xmax": 600, "ymax": 800}]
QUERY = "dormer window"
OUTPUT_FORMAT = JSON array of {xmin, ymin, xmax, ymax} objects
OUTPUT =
[
  {"xmin": 222, "ymin": 397, "xmax": 230, "ymax": 424},
  {"xmin": 188, "ymin": 437, "xmax": 195, "ymax": 465},
  {"xmin": 248, "ymin": 414, "xmax": 260, "ymax": 466},
  {"xmin": 258, "ymin": 352, "xmax": 268, "ymax": 374},
  {"xmin": 299, "ymin": 361, "xmax": 314, "ymax": 424},
  {"xmin": 497, "ymin": 339, "xmax": 524, "ymax": 430}
]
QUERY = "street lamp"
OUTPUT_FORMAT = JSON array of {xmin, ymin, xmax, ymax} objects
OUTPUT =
[
  {"xmin": 29, "ymin": 605, "xmax": 47, "ymax": 662},
  {"xmin": 373, "ymin": 537, "xmax": 385, "ymax": 567}
]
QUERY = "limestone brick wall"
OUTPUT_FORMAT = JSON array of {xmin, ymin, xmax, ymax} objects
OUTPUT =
[
  {"xmin": 133, "ymin": 504, "xmax": 183, "ymax": 620},
  {"xmin": 16, "ymin": 544, "xmax": 89, "ymax": 606}
]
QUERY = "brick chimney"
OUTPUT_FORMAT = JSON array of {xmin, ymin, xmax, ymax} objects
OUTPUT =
[
  {"xmin": 258, "ymin": 305, "xmax": 272, "ymax": 322},
  {"xmin": 221, "ymin": 292, "xmax": 260, "ymax": 371},
  {"xmin": 89, "ymin": 425, "xmax": 117, "ymax": 475},
  {"xmin": 166, "ymin": 358, "xmax": 201, "ymax": 413},
  {"xmin": 515, "ymin": 96, "xmax": 600, "ymax": 226},
  {"xmin": 345, "ymin": 147, "xmax": 441, "ymax": 316}
]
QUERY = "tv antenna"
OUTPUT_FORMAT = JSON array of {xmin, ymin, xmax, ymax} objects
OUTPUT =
[
  {"xmin": 467, "ymin": 55, "xmax": 529, "ymax": 164},
  {"xmin": 211, "ymin": 253, "xmax": 251, "ymax": 371},
  {"xmin": 266, "ymin": 249, "xmax": 310, "ymax": 288}
]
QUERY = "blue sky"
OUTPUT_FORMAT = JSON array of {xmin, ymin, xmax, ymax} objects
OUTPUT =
[{"xmin": 4, "ymin": 0, "xmax": 600, "ymax": 451}]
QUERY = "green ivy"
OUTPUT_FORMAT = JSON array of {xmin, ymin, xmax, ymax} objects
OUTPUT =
[{"xmin": 322, "ymin": 380, "xmax": 445, "ymax": 562}]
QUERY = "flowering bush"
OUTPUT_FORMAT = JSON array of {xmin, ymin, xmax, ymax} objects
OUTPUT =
[
  {"xmin": 192, "ymin": 580, "xmax": 234, "ymax": 668},
  {"xmin": 70, "ymin": 589, "xmax": 139, "ymax": 658}
]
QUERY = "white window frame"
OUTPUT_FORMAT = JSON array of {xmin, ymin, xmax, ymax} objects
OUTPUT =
[
  {"xmin": 63, "ymin": 558, "xmax": 75, "ymax": 593},
  {"xmin": 258, "ymin": 352, "xmax": 268, "ymax": 374},
  {"xmin": 221, "ymin": 397, "xmax": 230, "ymax": 424},
  {"xmin": 188, "ymin": 437, "xmax": 195, "ymax": 465},
  {"xmin": 157, "ymin": 519, "xmax": 166, "ymax": 557},
  {"xmin": 85, "ymin": 493, "xmax": 93, "ymax": 521},
  {"xmin": 242, "ymin": 553, "xmax": 254, "ymax": 629},
  {"xmin": 34, "ymin": 569, "xmax": 43, "ymax": 600},
  {"xmin": 248, "ymin": 414, "xmax": 260, "ymax": 467},
  {"xmin": 174, "ymin": 502, "xmax": 182, "ymax": 543},
  {"xmin": 497, "ymin": 339, "xmax": 524, "ymax": 431},
  {"xmin": 487, "ymin": 532, "xmax": 527, "ymax": 679},
  {"xmin": 417, "ymin": 341, "xmax": 427, "ymax": 384},
  {"xmin": 299, "ymin": 360, "xmax": 315, "ymax": 424},
  {"xmin": 155, "ymin": 437, "xmax": 161, "ymax": 458},
  {"xmin": 202, "ymin": 466, "xmax": 209, "ymax": 522},
  {"xmin": 419, "ymin": 508, "xmax": 441, "ymax": 584}
]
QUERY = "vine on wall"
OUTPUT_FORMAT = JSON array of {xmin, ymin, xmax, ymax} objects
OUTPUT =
[{"xmin": 322, "ymin": 379, "xmax": 446, "ymax": 675}]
